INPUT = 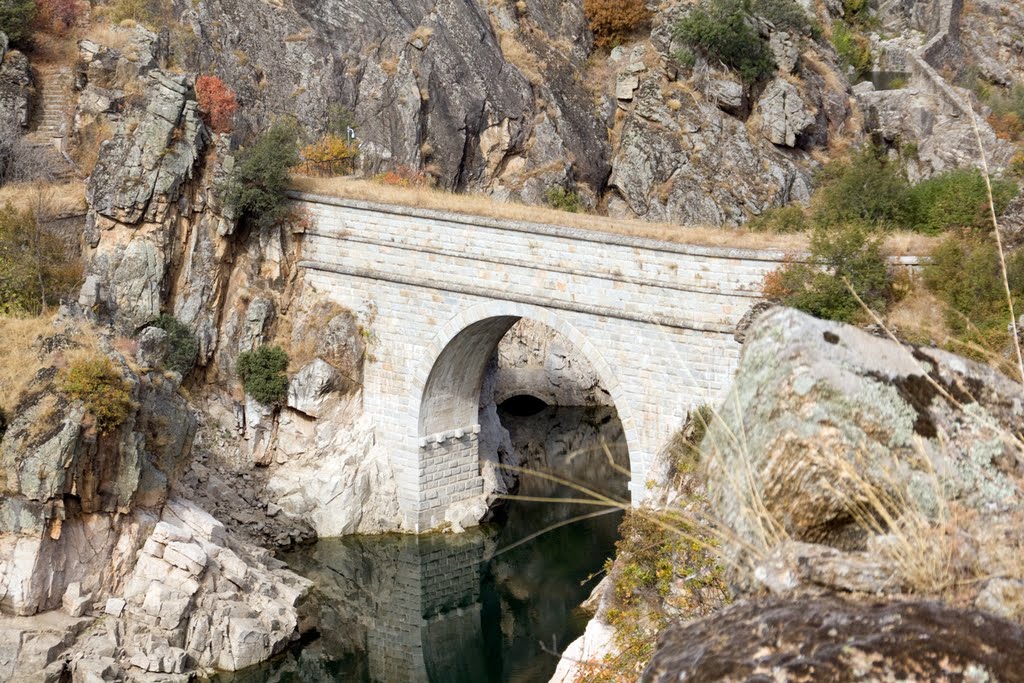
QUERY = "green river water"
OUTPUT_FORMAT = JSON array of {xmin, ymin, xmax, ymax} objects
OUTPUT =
[{"xmin": 214, "ymin": 405, "xmax": 629, "ymax": 683}]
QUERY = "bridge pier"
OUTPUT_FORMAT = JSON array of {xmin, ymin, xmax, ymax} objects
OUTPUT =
[{"xmin": 418, "ymin": 426, "xmax": 484, "ymax": 530}]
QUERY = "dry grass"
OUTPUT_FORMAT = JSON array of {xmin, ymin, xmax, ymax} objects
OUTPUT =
[
  {"xmin": 291, "ymin": 176, "xmax": 937, "ymax": 255},
  {"xmin": 887, "ymin": 283, "xmax": 953, "ymax": 345},
  {"xmin": 81, "ymin": 22, "xmax": 134, "ymax": 51},
  {"xmin": 0, "ymin": 315, "xmax": 57, "ymax": 415},
  {"xmin": 0, "ymin": 314, "xmax": 101, "ymax": 416},
  {"xmin": 0, "ymin": 181, "xmax": 87, "ymax": 216}
]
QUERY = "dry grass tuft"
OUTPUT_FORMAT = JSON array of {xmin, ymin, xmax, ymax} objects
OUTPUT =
[
  {"xmin": 0, "ymin": 181, "xmax": 88, "ymax": 216},
  {"xmin": 0, "ymin": 315, "xmax": 58, "ymax": 415},
  {"xmin": 0, "ymin": 314, "xmax": 105, "ymax": 416},
  {"xmin": 81, "ymin": 22, "xmax": 134, "ymax": 51}
]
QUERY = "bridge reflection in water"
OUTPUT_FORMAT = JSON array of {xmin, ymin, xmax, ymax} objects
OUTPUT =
[{"xmin": 216, "ymin": 406, "xmax": 628, "ymax": 683}]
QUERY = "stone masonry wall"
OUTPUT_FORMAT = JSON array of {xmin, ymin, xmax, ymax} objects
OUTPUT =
[{"xmin": 293, "ymin": 193, "xmax": 798, "ymax": 530}]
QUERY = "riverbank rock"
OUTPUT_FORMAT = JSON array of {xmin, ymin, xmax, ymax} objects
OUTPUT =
[
  {"xmin": 704, "ymin": 307, "xmax": 1024, "ymax": 595},
  {"xmin": 0, "ymin": 319, "xmax": 196, "ymax": 617},
  {"xmin": 114, "ymin": 498, "xmax": 314, "ymax": 674},
  {"xmin": 640, "ymin": 594, "xmax": 1024, "ymax": 682}
]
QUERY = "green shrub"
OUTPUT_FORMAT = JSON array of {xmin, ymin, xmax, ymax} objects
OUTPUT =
[
  {"xmin": 544, "ymin": 186, "xmax": 582, "ymax": 213},
  {"xmin": 674, "ymin": 0, "xmax": 776, "ymax": 84},
  {"xmin": 152, "ymin": 315, "xmax": 199, "ymax": 376},
  {"xmin": 237, "ymin": 345, "xmax": 289, "ymax": 406},
  {"xmin": 226, "ymin": 120, "xmax": 301, "ymax": 230},
  {"xmin": 61, "ymin": 356, "xmax": 135, "ymax": 435},
  {"xmin": 764, "ymin": 223, "xmax": 891, "ymax": 322},
  {"xmin": 842, "ymin": 0, "xmax": 872, "ymax": 26},
  {"xmin": 924, "ymin": 237, "xmax": 1024, "ymax": 353},
  {"xmin": 812, "ymin": 148, "xmax": 914, "ymax": 230},
  {"xmin": 754, "ymin": 0, "xmax": 812, "ymax": 34},
  {"xmin": 0, "ymin": 0, "xmax": 37, "ymax": 46},
  {"xmin": 747, "ymin": 204, "xmax": 808, "ymax": 233},
  {"xmin": 832, "ymin": 20, "xmax": 872, "ymax": 77},
  {"xmin": 908, "ymin": 169, "xmax": 1018, "ymax": 235}
]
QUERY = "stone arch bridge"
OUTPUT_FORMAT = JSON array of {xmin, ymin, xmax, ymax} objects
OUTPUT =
[{"xmin": 293, "ymin": 193, "xmax": 792, "ymax": 531}]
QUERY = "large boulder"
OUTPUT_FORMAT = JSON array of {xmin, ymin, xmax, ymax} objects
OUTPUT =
[
  {"xmin": 117, "ymin": 499, "xmax": 313, "ymax": 674},
  {"xmin": 641, "ymin": 594, "xmax": 1024, "ymax": 682},
  {"xmin": 0, "ymin": 43, "xmax": 31, "ymax": 127},
  {"xmin": 704, "ymin": 308, "xmax": 1024, "ymax": 596},
  {"xmin": 607, "ymin": 78, "xmax": 813, "ymax": 226},
  {"xmin": 757, "ymin": 78, "xmax": 815, "ymax": 147}
]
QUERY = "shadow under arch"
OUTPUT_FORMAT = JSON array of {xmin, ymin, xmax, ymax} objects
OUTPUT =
[{"xmin": 410, "ymin": 301, "xmax": 638, "ymax": 530}]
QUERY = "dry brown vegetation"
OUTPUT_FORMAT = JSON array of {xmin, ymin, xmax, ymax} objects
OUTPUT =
[
  {"xmin": 290, "ymin": 175, "xmax": 937, "ymax": 255},
  {"xmin": 0, "ymin": 181, "xmax": 88, "ymax": 216},
  {"xmin": 0, "ymin": 314, "xmax": 102, "ymax": 416}
]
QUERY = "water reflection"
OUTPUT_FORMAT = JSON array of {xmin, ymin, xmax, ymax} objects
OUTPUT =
[{"xmin": 213, "ymin": 406, "xmax": 627, "ymax": 683}]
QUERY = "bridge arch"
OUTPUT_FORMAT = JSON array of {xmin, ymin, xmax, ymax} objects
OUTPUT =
[{"xmin": 409, "ymin": 301, "xmax": 639, "ymax": 530}]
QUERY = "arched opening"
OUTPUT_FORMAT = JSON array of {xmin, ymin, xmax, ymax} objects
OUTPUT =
[
  {"xmin": 496, "ymin": 394, "xmax": 548, "ymax": 417},
  {"xmin": 415, "ymin": 310, "xmax": 632, "ymax": 532}
]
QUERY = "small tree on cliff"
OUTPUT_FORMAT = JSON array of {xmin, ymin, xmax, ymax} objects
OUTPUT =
[
  {"xmin": 0, "ymin": 0, "xmax": 38, "ymax": 46},
  {"xmin": 225, "ymin": 119, "xmax": 300, "ymax": 230},
  {"xmin": 237, "ymin": 346, "xmax": 290, "ymax": 406},
  {"xmin": 195, "ymin": 75, "xmax": 238, "ymax": 134}
]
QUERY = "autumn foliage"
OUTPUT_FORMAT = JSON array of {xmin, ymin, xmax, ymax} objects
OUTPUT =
[
  {"xmin": 195, "ymin": 75, "xmax": 238, "ymax": 134},
  {"xmin": 583, "ymin": 0, "xmax": 651, "ymax": 48},
  {"xmin": 299, "ymin": 134, "xmax": 358, "ymax": 176},
  {"xmin": 36, "ymin": 0, "xmax": 82, "ymax": 34}
]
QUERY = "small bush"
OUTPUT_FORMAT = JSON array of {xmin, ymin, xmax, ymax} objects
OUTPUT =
[
  {"xmin": 152, "ymin": 315, "xmax": 199, "ymax": 376},
  {"xmin": 237, "ymin": 345, "xmax": 289, "ymax": 406},
  {"xmin": 544, "ymin": 186, "xmax": 582, "ymax": 213},
  {"xmin": 36, "ymin": 0, "xmax": 81, "ymax": 34},
  {"xmin": 812, "ymin": 148, "xmax": 914, "ymax": 229},
  {"xmin": 107, "ymin": 0, "xmax": 153, "ymax": 24},
  {"xmin": 908, "ymin": 169, "xmax": 1018, "ymax": 235},
  {"xmin": 373, "ymin": 164, "xmax": 433, "ymax": 188},
  {"xmin": 831, "ymin": 20, "xmax": 872, "ymax": 77},
  {"xmin": 747, "ymin": 204, "xmax": 808, "ymax": 233},
  {"xmin": 195, "ymin": 74, "xmax": 238, "ymax": 134},
  {"xmin": 0, "ymin": 407, "xmax": 7, "ymax": 440},
  {"xmin": 300, "ymin": 134, "xmax": 358, "ymax": 176},
  {"xmin": 225, "ymin": 119, "xmax": 301, "ymax": 230},
  {"xmin": 0, "ymin": 0, "xmax": 37, "ymax": 45},
  {"xmin": 0, "ymin": 203, "xmax": 81, "ymax": 315},
  {"xmin": 764, "ymin": 223, "xmax": 892, "ymax": 322},
  {"xmin": 583, "ymin": 0, "xmax": 651, "ymax": 49},
  {"xmin": 984, "ymin": 83, "xmax": 1024, "ymax": 142},
  {"xmin": 61, "ymin": 356, "xmax": 134, "ymax": 435},
  {"xmin": 674, "ymin": 0, "xmax": 776, "ymax": 85},
  {"xmin": 924, "ymin": 237, "xmax": 1024, "ymax": 354},
  {"xmin": 754, "ymin": 0, "xmax": 812, "ymax": 34},
  {"xmin": 842, "ymin": 0, "xmax": 872, "ymax": 26}
]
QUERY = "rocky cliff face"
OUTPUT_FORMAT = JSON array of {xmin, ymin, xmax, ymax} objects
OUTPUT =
[
  {"xmin": 0, "ymin": 316, "xmax": 195, "ymax": 617},
  {"xmin": 151, "ymin": 0, "xmax": 861, "ymax": 224},
  {"xmin": 0, "ymin": 315, "xmax": 315, "ymax": 680}
]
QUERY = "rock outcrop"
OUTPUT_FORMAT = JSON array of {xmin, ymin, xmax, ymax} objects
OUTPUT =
[
  {"xmin": 0, "ymin": 318, "xmax": 195, "ymax": 617},
  {"xmin": 641, "ymin": 594, "xmax": 1024, "ymax": 682},
  {"xmin": 629, "ymin": 308, "xmax": 1024, "ymax": 679},
  {"xmin": 704, "ymin": 308, "xmax": 1023, "ymax": 583},
  {"xmin": 0, "ymin": 35, "xmax": 31, "ymax": 127}
]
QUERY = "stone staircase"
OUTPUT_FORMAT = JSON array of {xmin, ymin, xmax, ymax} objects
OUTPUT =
[{"xmin": 26, "ymin": 66, "xmax": 79, "ymax": 182}]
